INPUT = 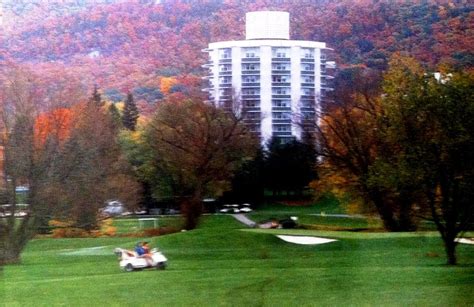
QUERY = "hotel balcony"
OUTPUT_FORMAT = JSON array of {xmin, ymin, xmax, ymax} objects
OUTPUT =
[
  {"xmin": 271, "ymin": 70, "xmax": 291, "ymax": 75},
  {"xmin": 321, "ymin": 86, "xmax": 334, "ymax": 92},
  {"xmin": 272, "ymin": 57, "xmax": 291, "ymax": 62},
  {"xmin": 241, "ymin": 57, "xmax": 260, "ymax": 62},
  {"xmin": 242, "ymin": 70, "xmax": 260, "ymax": 75},
  {"xmin": 241, "ymin": 94, "xmax": 260, "ymax": 99},
  {"xmin": 272, "ymin": 131, "xmax": 292, "ymax": 137},
  {"xmin": 243, "ymin": 118, "xmax": 261, "ymax": 124},
  {"xmin": 325, "ymin": 61, "xmax": 336, "ymax": 69},
  {"xmin": 271, "ymin": 82, "xmax": 291, "ymax": 87},
  {"xmin": 272, "ymin": 94, "xmax": 291, "ymax": 99},
  {"xmin": 272, "ymin": 106, "xmax": 291, "ymax": 111},
  {"xmin": 241, "ymin": 82, "xmax": 260, "ymax": 87},
  {"xmin": 322, "ymin": 74, "xmax": 335, "ymax": 79},
  {"xmin": 301, "ymin": 57, "xmax": 315, "ymax": 63},
  {"xmin": 242, "ymin": 106, "xmax": 260, "ymax": 112}
]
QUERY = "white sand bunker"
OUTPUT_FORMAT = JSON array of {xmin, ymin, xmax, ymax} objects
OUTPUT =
[
  {"xmin": 455, "ymin": 238, "xmax": 474, "ymax": 245},
  {"xmin": 276, "ymin": 235, "xmax": 337, "ymax": 245}
]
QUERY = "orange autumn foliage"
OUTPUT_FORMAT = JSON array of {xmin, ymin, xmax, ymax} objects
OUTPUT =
[
  {"xmin": 159, "ymin": 77, "xmax": 178, "ymax": 95},
  {"xmin": 34, "ymin": 108, "xmax": 73, "ymax": 147}
]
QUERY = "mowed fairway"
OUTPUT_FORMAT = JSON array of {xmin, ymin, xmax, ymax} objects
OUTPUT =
[{"xmin": 3, "ymin": 215, "xmax": 474, "ymax": 306}]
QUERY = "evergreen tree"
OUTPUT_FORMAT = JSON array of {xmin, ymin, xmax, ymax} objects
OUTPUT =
[
  {"xmin": 89, "ymin": 85, "xmax": 103, "ymax": 107},
  {"xmin": 264, "ymin": 137, "xmax": 318, "ymax": 196},
  {"xmin": 122, "ymin": 93, "xmax": 139, "ymax": 131},
  {"xmin": 108, "ymin": 102, "xmax": 122, "ymax": 129}
]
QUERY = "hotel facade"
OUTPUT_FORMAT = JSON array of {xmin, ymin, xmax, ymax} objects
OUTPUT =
[{"xmin": 203, "ymin": 11, "xmax": 334, "ymax": 144}]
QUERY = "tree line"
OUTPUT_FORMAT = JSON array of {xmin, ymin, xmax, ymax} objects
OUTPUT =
[
  {"xmin": 1, "ymin": 54, "xmax": 473, "ymax": 266},
  {"xmin": 315, "ymin": 55, "xmax": 473, "ymax": 265}
]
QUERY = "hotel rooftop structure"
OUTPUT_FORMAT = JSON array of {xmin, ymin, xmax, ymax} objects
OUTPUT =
[{"xmin": 203, "ymin": 11, "xmax": 335, "ymax": 144}]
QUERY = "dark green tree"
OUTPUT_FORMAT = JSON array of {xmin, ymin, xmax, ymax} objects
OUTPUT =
[
  {"xmin": 222, "ymin": 147, "xmax": 265, "ymax": 206},
  {"xmin": 143, "ymin": 99, "xmax": 257, "ymax": 229},
  {"xmin": 122, "ymin": 93, "xmax": 139, "ymax": 131},
  {"xmin": 379, "ymin": 56, "xmax": 474, "ymax": 264},
  {"xmin": 89, "ymin": 85, "xmax": 103, "ymax": 107},
  {"xmin": 264, "ymin": 137, "xmax": 318, "ymax": 197},
  {"xmin": 108, "ymin": 102, "xmax": 122, "ymax": 129}
]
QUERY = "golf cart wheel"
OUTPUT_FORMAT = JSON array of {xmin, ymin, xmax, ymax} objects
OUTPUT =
[
  {"xmin": 156, "ymin": 262, "xmax": 166, "ymax": 270},
  {"xmin": 124, "ymin": 263, "xmax": 134, "ymax": 272}
]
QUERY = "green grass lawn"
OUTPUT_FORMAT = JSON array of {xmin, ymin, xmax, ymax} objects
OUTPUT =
[
  {"xmin": 250, "ymin": 197, "xmax": 383, "ymax": 230},
  {"xmin": 3, "ymin": 215, "xmax": 474, "ymax": 306},
  {"xmin": 112, "ymin": 215, "xmax": 183, "ymax": 234}
]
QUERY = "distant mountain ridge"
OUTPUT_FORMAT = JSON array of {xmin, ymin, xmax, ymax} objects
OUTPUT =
[{"xmin": 1, "ymin": 0, "xmax": 472, "ymax": 101}]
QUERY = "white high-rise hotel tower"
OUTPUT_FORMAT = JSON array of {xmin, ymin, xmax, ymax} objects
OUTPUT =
[{"xmin": 203, "ymin": 11, "xmax": 334, "ymax": 144}]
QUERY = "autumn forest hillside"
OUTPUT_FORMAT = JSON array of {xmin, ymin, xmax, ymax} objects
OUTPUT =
[{"xmin": 1, "ymin": 0, "xmax": 472, "ymax": 106}]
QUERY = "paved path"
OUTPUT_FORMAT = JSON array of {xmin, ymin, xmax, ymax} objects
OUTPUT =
[{"xmin": 232, "ymin": 214, "xmax": 257, "ymax": 227}]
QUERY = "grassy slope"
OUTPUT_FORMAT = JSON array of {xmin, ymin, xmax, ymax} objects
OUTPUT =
[{"xmin": 3, "ymin": 215, "xmax": 474, "ymax": 306}]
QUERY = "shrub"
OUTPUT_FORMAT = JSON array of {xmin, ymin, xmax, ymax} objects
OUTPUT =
[
  {"xmin": 52, "ymin": 227, "xmax": 88, "ymax": 238},
  {"xmin": 143, "ymin": 227, "xmax": 179, "ymax": 237}
]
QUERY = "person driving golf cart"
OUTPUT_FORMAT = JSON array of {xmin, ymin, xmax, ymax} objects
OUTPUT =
[{"xmin": 135, "ymin": 242, "xmax": 153, "ymax": 265}]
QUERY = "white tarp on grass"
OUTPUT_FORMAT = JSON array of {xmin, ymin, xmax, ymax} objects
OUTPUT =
[{"xmin": 276, "ymin": 235, "xmax": 337, "ymax": 245}]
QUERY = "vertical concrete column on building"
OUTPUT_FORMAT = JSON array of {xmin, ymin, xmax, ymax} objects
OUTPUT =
[
  {"xmin": 231, "ymin": 46, "xmax": 242, "ymax": 111},
  {"xmin": 210, "ymin": 49, "xmax": 219, "ymax": 106},
  {"xmin": 291, "ymin": 46, "xmax": 302, "ymax": 139},
  {"xmin": 314, "ymin": 48, "xmax": 322, "ymax": 124},
  {"xmin": 260, "ymin": 45, "xmax": 273, "ymax": 144}
]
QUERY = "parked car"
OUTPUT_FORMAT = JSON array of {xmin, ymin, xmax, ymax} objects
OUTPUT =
[
  {"xmin": 219, "ymin": 203, "xmax": 253, "ymax": 214},
  {"xmin": 239, "ymin": 203, "xmax": 253, "ymax": 213},
  {"xmin": 101, "ymin": 200, "xmax": 125, "ymax": 216}
]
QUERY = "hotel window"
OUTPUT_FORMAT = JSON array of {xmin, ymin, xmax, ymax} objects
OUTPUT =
[
  {"xmin": 243, "ymin": 89, "xmax": 259, "ymax": 95},
  {"xmin": 303, "ymin": 76, "xmax": 314, "ymax": 83},
  {"xmin": 272, "ymin": 75, "xmax": 289, "ymax": 83},
  {"xmin": 246, "ymin": 112, "xmax": 260, "ymax": 120},
  {"xmin": 219, "ymin": 64, "xmax": 231, "ymax": 72},
  {"xmin": 273, "ymin": 112, "xmax": 291, "ymax": 120},
  {"xmin": 249, "ymin": 125, "xmax": 261, "ymax": 132},
  {"xmin": 219, "ymin": 48, "xmax": 231, "ymax": 59},
  {"xmin": 303, "ymin": 64, "xmax": 315, "ymax": 71},
  {"xmin": 272, "ymin": 47, "xmax": 290, "ymax": 58},
  {"xmin": 243, "ymin": 76, "xmax": 259, "ymax": 83},
  {"xmin": 302, "ymin": 48, "xmax": 315, "ymax": 59},
  {"xmin": 273, "ymin": 63, "xmax": 290, "ymax": 70},
  {"xmin": 219, "ymin": 89, "xmax": 232, "ymax": 96},
  {"xmin": 272, "ymin": 100, "xmax": 290, "ymax": 107},
  {"xmin": 302, "ymin": 101, "xmax": 314, "ymax": 108},
  {"xmin": 219, "ymin": 76, "xmax": 232, "ymax": 84},
  {"xmin": 242, "ymin": 47, "xmax": 260, "ymax": 58},
  {"xmin": 274, "ymin": 125, "xmax": 291, "ymax": 132},
  {"xmin": 273, "ymin": 88, "xmax": 289, "ymax": 95},
  {"xmin": 243, "ymin": 63, "xmax": 258, "ymax": 71},
  {"xmin": 245, "ymin": 100, "xmax": 258, "ymax": 107}
]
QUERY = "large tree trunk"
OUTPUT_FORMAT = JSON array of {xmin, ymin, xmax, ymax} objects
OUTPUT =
[
  {"xmin": 398, "ymin": 192, "xmax": 415, "ymax": 231},
  {"xmin": 444, "ymin": 238, "xmax": 457, "ymax": 265},
  {"xmin": 181, "ymin": 197, "xmax": 203, "ymax": 230},
  {"xmin": 0, "ymin": 242, "xmax": 22, "ymax": 265},
  {"xmin": 368, "ymin": 188, "xmax": 400, "ymax": 231}
]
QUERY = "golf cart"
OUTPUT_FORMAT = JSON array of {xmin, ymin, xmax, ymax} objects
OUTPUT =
[{"xmin": 114, "ymin": 248, "xmax": 168, "ymax": 272}]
